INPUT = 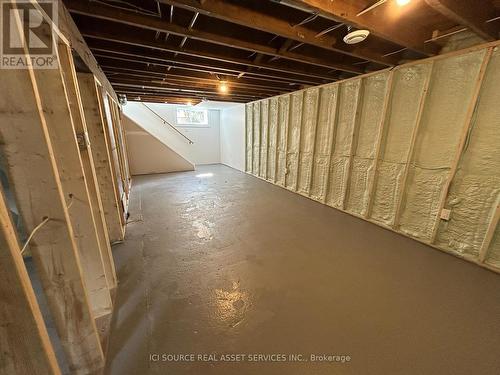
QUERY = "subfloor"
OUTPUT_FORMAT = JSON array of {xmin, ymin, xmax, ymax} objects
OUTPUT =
[{"xmin": 106, "ymin": 164, "xmax": 500, "ymax": 375}]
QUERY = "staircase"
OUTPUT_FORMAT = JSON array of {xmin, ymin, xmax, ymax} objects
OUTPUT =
[{"xmin": 123, "ymin": 102, "xmax": 195, "ymax": 175}]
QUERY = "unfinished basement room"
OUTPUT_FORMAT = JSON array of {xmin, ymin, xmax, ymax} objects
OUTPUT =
[{"xmin": 1, "ymin": 0, "xmax": 500, "ymax": 374}]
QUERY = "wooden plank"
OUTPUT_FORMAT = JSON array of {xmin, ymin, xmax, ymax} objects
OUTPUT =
[
  {"xmin": 0, "ymin": 188, "xmax": 61, "ymax": 375},
  {"xmin": 365, "ymin": 70, "xmax": 395, "ymax": 218},
  {"xmin": 58, "ymin": 43, "xmax": 117, "ymax": 289},
  {"xmin": 78, "ymin": 73, "xmax": 124, "ymax": 242},
  {"xmin": 479, "ymin": 202, "xmax": 500, "ymax": 263},
  {"xmin": 425, "ymin": 0, "xmax": 498, "ymax": 41},
  {"xmin": 429, "ymin": 48, "xmax": 493, "ymax": 243},
  {"xmin": 392, "ymin": 62, "xmax": 435, "ymax": 229},
  {"xmin": 342, "ymin": 79, "xmax": 365, "ymax": 210},
  {"xmin": 0, "ymin": 15, "xmax": 104, "ymax": 374}
]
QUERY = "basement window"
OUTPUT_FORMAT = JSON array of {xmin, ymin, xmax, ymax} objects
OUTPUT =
[{"xmin": 176, "ymin": 108, "xmax": 208, "ymax": 127}]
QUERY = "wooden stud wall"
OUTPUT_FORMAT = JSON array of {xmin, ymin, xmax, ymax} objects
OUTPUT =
[
  {"xmin": 0, "ymin": 2, "xmax": 130, "ymax": 373},
  {"xmin": 246, "ymin": 41, "xmax": 500, "ymax": 274}
]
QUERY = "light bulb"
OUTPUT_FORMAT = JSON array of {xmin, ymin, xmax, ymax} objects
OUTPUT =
[
  {"xmin": 396, "ymin": 0, "xmax": 410, "ymax": 6},
  {"xmin": 218, "ymin": 81, "xmax": 229, "ymax": 93}
]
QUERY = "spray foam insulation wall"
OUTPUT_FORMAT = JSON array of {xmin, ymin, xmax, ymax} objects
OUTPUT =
[{"xmin": 245, "ymin": 42, "xmax": 500, "ymax": 273}]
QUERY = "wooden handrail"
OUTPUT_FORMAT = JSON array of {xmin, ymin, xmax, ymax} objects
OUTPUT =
[{"xmin": 141, "ymin": 103, "xmax": 194, "ymax": 144}]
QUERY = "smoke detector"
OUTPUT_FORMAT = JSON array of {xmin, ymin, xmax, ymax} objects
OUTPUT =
[{"xmin": 343, "ymin": 29, "xmax": 370, "ymax": 44}]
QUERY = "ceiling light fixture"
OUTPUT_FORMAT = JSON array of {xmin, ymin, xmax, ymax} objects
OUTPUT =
[
  {"xmin": 218, "ymin": 81, "xmax": 229, "ymax": 94},
  {"xmin": 396, "ymin": 0, "xmax": 411, "ymax": 6},
  {"xmin": 186, "ymin": 100, "xmax": 193, "ymax": 106},
  {"xmin": 343, "ymin": 26, "xmax": 370, "ymax": 44}
]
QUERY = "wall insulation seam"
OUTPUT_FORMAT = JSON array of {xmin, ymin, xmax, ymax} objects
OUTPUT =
[{"xmin": 245, "ymin": 40, "xmax": 500, "ymax": 274}]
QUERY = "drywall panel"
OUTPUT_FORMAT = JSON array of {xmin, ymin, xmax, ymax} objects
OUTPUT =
[
  {"xmin": 267, "ymin": 97, "xmax": 279, "ymax": 182},
  {"xmin": 245, "ymin": 104, "xmax": 253, "ymax": 172},
  {"xmin": 252, "ymin": 102, "xmax": 261, "ymax": 175},
  {"xmin": 297, "ymin": 88, "xmax": 320, "ymax": 195},
  {"xmin": 346, "ymin": 72, "xmax": 388, "ymax": 215},
  {"xmin": 435, "ymin": 48, "xmax": 500, "ymax": 257},
  {"xmin": 259, "ymin": 100, "xmax": 269, "ymax": 179},
  {"xmin": 285, "ymin": 92, "xmax": 304, "ymax": 191},
  {"xmin": 399, "ymin": 50, "xmax": 486, "ymax": 241},
  {"xmin": 325, "ymin": 79, "xmax": 361, "ymax": 208},
  {"xmin": 371, "ymin": 64, "xmax": 432, "ymax": 225},
  {"xmin": 275, "ymin": 96, "xmax": 290, "ymax": 187},
  {"xmin": 246, "ymin": 42, "xmax": 500, "ymax": 273},
  {"xmin": 310, "ymin": 86, "xmax": 339, "ymax": 202}
]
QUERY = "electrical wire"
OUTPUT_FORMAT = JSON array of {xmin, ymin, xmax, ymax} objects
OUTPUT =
[{"xmin": 20, "ymin": 217, "xmax": 51, "ymax": 255}]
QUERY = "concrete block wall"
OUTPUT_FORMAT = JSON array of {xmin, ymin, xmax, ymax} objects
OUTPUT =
[{"xmin": 245, "ymin": 42, "xmax": 500, "ymax": 273}]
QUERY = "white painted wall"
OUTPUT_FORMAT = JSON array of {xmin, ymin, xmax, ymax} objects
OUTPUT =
[
  {"xmin": 123, "ymin": 116, "xmax": 194, "ymax": 176},
  {"xmin": 123, "ymin": 102, "xmax": 221, "ymax": 165},
  {"xmin": 220, "ymin": 104, "xmax": 246, "ymax": 171}
]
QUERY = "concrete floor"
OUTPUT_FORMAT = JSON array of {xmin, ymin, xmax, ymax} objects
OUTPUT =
[{"xmin": 106, "ymin": 164, "xmax": 500, "ymax": 375}]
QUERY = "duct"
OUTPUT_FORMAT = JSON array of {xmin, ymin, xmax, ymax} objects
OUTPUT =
[{"xmin": 245, "ymin": 42, "xmax": 500, "ymax": 273}]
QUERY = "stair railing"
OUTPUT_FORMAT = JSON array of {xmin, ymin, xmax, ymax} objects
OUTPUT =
[{"xmin": 141, "ymin": 103, "xmax": 194, "ymax": 144}]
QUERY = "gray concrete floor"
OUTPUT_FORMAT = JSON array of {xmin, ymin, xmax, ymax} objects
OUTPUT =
[{"xmin": 105, "ymin": 164, "xmax": 500, "ymax": 375}]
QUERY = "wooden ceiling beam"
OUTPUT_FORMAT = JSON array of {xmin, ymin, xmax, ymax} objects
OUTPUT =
[
  {"xmin": 279, "ymin": 0, "xmax": 440, "ymax": 56},
  {"xmin": 65, "ymin": 0, "xmax": 364, "ymax": 74},
  {"xmin": 109, "ymin": 76, "xmax": 285, "ymax": 96},
  {"xmin": 117, "ymin": 90, "xmax": 250, "ymax": 103},
  {"xmin": 98, "ymin": 59, "xmax": 302, "ymax": 88},
  {"xmin": 158, "ymin": 0, "xmax": 397, "ymax": 65},
  {"xmin": 92, "ymin": 49, "xmax": 322, "ymax": 87},
  {"xmin": 80, "ymin": 31, "xmax": 338, "ymax": 82},
  {"xmin": 103, "ymin": 67, "xmax": 288, "ymax": 93},
  {"xmin": 424, "ymin": 0, "xmax": 499, "ymax": 41},
  {"xmin": 110, "ymin": 80, "xmax": 264, "ymax": 99}
]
